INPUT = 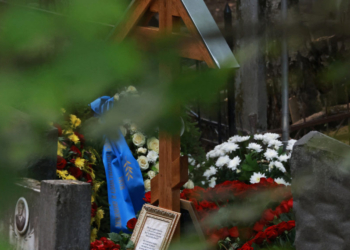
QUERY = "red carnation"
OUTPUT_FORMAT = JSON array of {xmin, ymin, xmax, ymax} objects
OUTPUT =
[
  {"xmin": 253, "ymin": 221, "xmax": 265, "ymax": 232},
  {"xmin": 57, "ymin": 156, "xmax": 67, "ymax": 170},
  {"xmin": 91, "ymin": 203, "xmax": 98, "ymax": 217},
  {"xmin": 286, "ymin": 220, "xmax": 295, "ymax": 230},
  {"xmin": 240, "ymin": 243, "xmax": 253, "ymax": 250},
  {"xmin": 85, "ymin": 173, "xmax": 93, "ymax": 185},
  {"xmin": 127, "ymin": 218, "xmax": 137, "ymax": 230},
  {"xmin": 229, "ymin": 226, "xmax": 239, "ymax": 237},
  {"xmin": 276, "ymin": 221, "xmax": 289, "ymax": 234},
  {"xmin": 262, "ymin": 209, "xmax": 276, "ymax": 221},
  {"xmin": 287, "ymin": 198, "xmax": 293, "ymax": 208},
  {"xmin": 253, "ymin": 231, "xmax": 266, "ymax": 245},
  {"xmin": 143, "ymin": 191, "xmax": 151, "ymax": 203},
  {"xmin": 264, "ymin": 226, "xmax": 279, "ymax": 240},
  {"xmin": 68, "ymin": 167, "xmax": 83, "ymax": 179},
  {"xmin": 70, "ymin": 145, "xmax": 82, "ymax": 157}
]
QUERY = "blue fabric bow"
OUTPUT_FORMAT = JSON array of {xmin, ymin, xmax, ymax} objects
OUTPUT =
[{"xmin": 90, "ymin": 96, "xmax": 145, "ymax": 233}]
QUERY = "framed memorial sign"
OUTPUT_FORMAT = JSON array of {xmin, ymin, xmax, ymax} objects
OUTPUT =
[{"xmin": 130, "ymin": 204, "xmax": 181, "ymax": 250}]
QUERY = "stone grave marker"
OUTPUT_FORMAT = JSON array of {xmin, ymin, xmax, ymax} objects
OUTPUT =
[
  {"xmin": 3, "ymin": 178, "xmax": 91, "ymax": 250},
  {"xmin": 291, "ymin": 131, "xmax": 350, "ymax": 250}
]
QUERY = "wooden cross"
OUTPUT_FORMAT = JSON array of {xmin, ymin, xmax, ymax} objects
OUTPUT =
[{"xmin": 111, "ymin": 0, "xmax": 238, "ymax": 238}]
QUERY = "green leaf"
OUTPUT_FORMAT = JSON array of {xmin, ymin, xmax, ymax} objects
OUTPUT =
[
  {"xmin": 279, "ymin": 213, "xmax": 290, "ymax": 222},
  {"xmin": 108, "ymin": 232, "xmax": 122, "ymax": 243},
  {"xmin": 241, "ymin": 164, "xmax": 255, "ymax": 172},
  {"xmin": 126, "ymin": 240, "xmax": 135, "ymax": 249},
  {"xmin": 252, "ymin": 243, "xmax": 260, "ymax": 250}
]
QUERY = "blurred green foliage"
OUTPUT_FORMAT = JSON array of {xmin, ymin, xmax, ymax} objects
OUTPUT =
[{"xmin": 0, "ymin": 0, "xmax": 229, "ymax": 246}]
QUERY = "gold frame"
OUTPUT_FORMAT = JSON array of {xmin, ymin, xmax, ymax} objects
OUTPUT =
[{"xmin": 130, "ymin": 204, "xmax": 181, "ymax": 250}]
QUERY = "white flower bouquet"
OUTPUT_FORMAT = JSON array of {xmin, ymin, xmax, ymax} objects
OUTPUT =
[{"xmin": 196, "ymin": 133, "xmax": 296, "ymax": 188}]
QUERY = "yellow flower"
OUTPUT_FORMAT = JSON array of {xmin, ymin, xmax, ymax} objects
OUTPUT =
[
  {"xmin": 96, "ymin": 208, "xmax": 104, "ymax": 220},
  {"xmin": 61, "ymin": 108, "xmax": 66, "ymax": 113},
  {"xmin": 57, "ymin": 170, "xmax": 69, "ymax": 179},
  {"xmin": 90, "ymin": 228, "xmax": 98, "ymax": 242},
  {"xmin": 75, "ymin": 157, "xmax": 85, "ymax": 169},
  {"xmin": 91, "ymin": 154, "xmax": 96, "ymax": 164},
  {"xmin": 68, "ymin": 134, "xmax": 80, "ymax": 144},
  {"xmin": 65, "ymin": 175, "xmax": 76, "ymax": 180},
  {"xmin": 96, "ymin": 208, "xmax": 104, "ymax": 229},
  {"xmin": 70, "ymin": 114, "xmax": 81, "ymax": 128},
  {"xmin": 57, "ymin": 142, "xmax": 66, "ymax": 157},
  {"xmin": 91, "ymin": 196, "xmax": 95, "ymax": 203},
  {"xmin": 93, "ymin": 182, "xmax": 102, "ymax": 192}
]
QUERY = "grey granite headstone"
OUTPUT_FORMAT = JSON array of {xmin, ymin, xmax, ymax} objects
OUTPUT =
[
  {"xmin": 2, "ymin": 179, "xmax": 91, "ymax": 250},
  {"xmin": 291, "ymin": 131, "xmax": 350, "ymax": 250},
  {"xmin": 39, "ymin": 180, "xmax": 91, "ymax": 250}
]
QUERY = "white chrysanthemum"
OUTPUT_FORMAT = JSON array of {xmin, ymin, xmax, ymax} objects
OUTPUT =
[
  {"xmin": 203, "ymin": 166, "xmax": 217, "ymax": 179},
  {"xmin": 250, "ymin": 172, "xmax": 266, "ymax": 184},
  {"xmin": 222, "ymin": 143, "xmax": 240, "ymax": 153},
  {"xmin": 268, "ymin": 161, "xmax": 275, "ymax": 171},
  {"xmin": 147, "ymin": 170, "xmax": 156, "ymax": 179},
  {"xmin": 137, "ymin": 147, "xmax": 147, "ymax": 154},
  {"xmin": 133, "ymin": 132, "xmax": 146, "ymax": 147},
  {"xmin": 130, "ymin": 123, "xmax": 138, "ymax": 133},
  {"xmin": 287, "ymin": 139, "xmax": 297, "ymax": 151},
  {"xmin": 215, "ymin": 155, "xmax": 230, "ymax": 168},
  {"xmin": 264, "ymin": 149, "xmax": 278, "ymax": 160},
  {"xmin": 254, "ymin": 134, "xmax": 264, "ymax": 140},
  {"xmin": 274, "ymin": 177, "xmax": 290, "ymax": 186},
  {"xmin": 236, "ymin": 169, "xmax": 241, "ymax": 173},
  {"xmin": 183, "ymin": 180, "xmax": 194, "ymax": 189},
  {"xmin": 137, "ymin": 156, "xmax": 149, "ymax": 170},
  {"xmin": 147, "ymin": 137, "xmax": 159, "ymax": 154},
  {"xmin": 278, "ymin": 154, "xmax": 290, "ymax": 162},
  {"xmin": 144, "ymin": 179, "xmax": 151, "ymax": 191},
  {"xmin": 206, "ymin": 149, "xmax": 225, "ymax": 159},
  {"xmin": 247, "ymin": 142, "xmax": 263, "ymax": 152},
  {"xmin": 229, "ymin": 135, "xmax": 250, "ymax": 143},
  {"xmin": 188, "ymin": 157, "xmax": 196, "ymax": 165},
  {"xmin": 209, "ymin": 177, "xmax": 217, "ymax": 188},
  {"xmin": 147, "ymin": 150, "xmax": 158, "ymax": 163},
  {"xmin": 273, "ymin": 161, "xmax": 286, "ymax": 173},
  {"xmin": 268, "ymin": 139, "xmax": 283, "ymax": 150},
  {"xmin": 263, "ymin": 133, "xmax": 280, "ymax": 144},
  {"xmin": 228, "ymin": 156, "xmax": 241, "ymax": 170}
]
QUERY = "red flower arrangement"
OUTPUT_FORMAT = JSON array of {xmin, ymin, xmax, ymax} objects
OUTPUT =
[
  {"xmin": 239, "ymin": 220, "xmax": 295, "ymax": 250},
  {"xmin": 147, "ymin": 178, "xmax": 294, "ymax": 248},
  {"xmin": 90, "ymin": 237, "xmax": 121, "ymax": 250},
  {"xmin": 127, "ymin": 218, "xmax": 137, "ymax": 231}
]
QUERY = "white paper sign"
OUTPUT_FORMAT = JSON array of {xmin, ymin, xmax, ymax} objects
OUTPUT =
[{"xmin": 135, "ymin": 217, "xmax": 169, "ymax": 250}]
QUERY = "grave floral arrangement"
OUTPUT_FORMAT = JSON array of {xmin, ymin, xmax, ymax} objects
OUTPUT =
[
  {"xmin": 54, "ymin": 110, "xmax": 105, "ymax": 241},
  {"xmin": 145, "ymin": 177, "xmax": 295, "ymax": 249},
  {"xmin": 191, "ymin": 133, "xmax": 296, "ymax": 188},
  {"xmin": 90, "ymin": 218, "xmax": 136, "ymax": 250},
  {"xmin": 112, "ymin": 86, "xmax": 205, "ymax": 192}
]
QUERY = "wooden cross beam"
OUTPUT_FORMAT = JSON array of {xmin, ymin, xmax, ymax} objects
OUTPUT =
[{"xmin": 150, "ymin": 132, "xmax": 188, "ymax": 237}]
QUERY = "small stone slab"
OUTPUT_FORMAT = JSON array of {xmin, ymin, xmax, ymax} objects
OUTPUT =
[
  {"xmin": 39, "ymin": 180, "xmax": 91, "ymax": 250},
  {"xmin": 291, "ymin": 131, "xmax": 350, "ymax": 250}
]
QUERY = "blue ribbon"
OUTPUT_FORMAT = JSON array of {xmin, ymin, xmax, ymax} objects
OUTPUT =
[{"xmin": 90, "ymin": 96, "xmax": 145, "ymax": 233}]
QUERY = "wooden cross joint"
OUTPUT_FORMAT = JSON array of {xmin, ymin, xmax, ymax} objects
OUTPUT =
[{"xmin": 150, "ymin": 155, "xmax": 188, "ymax": 205}]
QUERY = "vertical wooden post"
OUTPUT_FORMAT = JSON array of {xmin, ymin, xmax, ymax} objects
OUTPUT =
[{"xmin": 158, "ymin": 132, "xmax": 181, "ymax": 237}]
